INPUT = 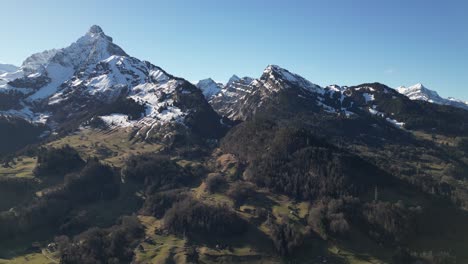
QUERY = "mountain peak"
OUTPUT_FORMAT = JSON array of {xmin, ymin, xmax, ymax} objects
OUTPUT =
[
  {"xmin": 81, "ymin": 25, "xmax": 113, "ymax": 43},
  {"xmin": 61, "ymin": 25, "xmax": 127, "ymax": 67},
  {"xmin": 264, "ymin": 64, "xmax": 283, "ymax": 72},
  {"xmin": 262, "ymin": 64, "xmax": 302, "ymax": 81},
  {"xmin": 263, "ymin": 65, "xmax": 293, "ymax": 78},
  {"xmin": 196, "ymin": 78, "xmax": 222, "ymax": 99},
  {"xmin": 87, "ymin": 25, "xmax": 104, "ymax": 35},
  {"xmin": 198, "ymin": 78, "xmax": 215, "ymax": 83},
  {"xmin": 409, "ymin": 83, "xmax": 426, "ymax": 90},
  {"xmin": 397, "ymin": 83, "xmax": 427, "ymax": 93},
  {"xmin": 407, "ymin": 83, "xmax": 440, "ymax": 97},
  {"xmin": 261, "ymin": 64, "xmax": 322, "ymax": 93},
  {"xmin": 227, "ymin": 75, "xmax": 241, "ymax": 85}
]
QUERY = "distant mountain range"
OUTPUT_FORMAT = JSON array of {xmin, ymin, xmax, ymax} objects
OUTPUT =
[
  {"xmin": 397, "ymin": 83, "xmax": 468, "ymax": 110},
  {"xmin": 198, "ymin": 76, "xmax": 468, "ymax": 113},
  {"xmin": 0, "ymin": 25, "xmax": 466, "ymax": 137}
]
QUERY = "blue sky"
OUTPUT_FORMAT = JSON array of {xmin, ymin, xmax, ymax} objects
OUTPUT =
[{"xmin": 1, "ymin": 0, "xmax": 467, "ymax": 99}]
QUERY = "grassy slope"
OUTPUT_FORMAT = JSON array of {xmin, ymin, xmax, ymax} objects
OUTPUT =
[
  {"xmin": 47, "ymin": 128, "xmax": 163, "ymax": 167},
  {"xmin": 0, "ymin": 157, "xmax": 36, "ymax": 178},
  {"xmin": 0, "ymin": 253, "xmax": 55, "ymax": 264},
  {"xmin": 2, "ymin": 127, "xmax": 468, "ymax": 263},
  {"xmin": 0, "ymin": 157, "xmax": 37, "ymax": 211},
  {"xmin": 133, "ymin": 179, "xmax": 395, "ymax": 264}
]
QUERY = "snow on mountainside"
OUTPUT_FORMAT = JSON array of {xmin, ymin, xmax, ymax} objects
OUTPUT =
[
  {"xmin": 2, "ymin": 25, "xmax": 464, "ymax": 141},
  {"xmin": 208, "ymin": 66, "xmax": 412, "ymax": 130},
  {"xmin": 210, "ymin": 65, "xmax": 327, "ymax": 120},
  {"xmin": 196, "ymin": 78, "xmax": 222, "ymax": 99},
  {"xmin": 261, "ymin": 65, "xmax": 322, "ymax": 94},
  {"xmin": 209, "ymin": 65, "xmax": 404, "ymax": 122},
  {"xmin": 0, "ymin": 64, "xmax": 21, "ymax": 87},
  {"xmin": 2, "ymin": 25, "xmax": 128, "ymax": 101},
  {"xmin": 0, "ymin": 25, "xmax": 223, "ymax": 140},
  {"xmin": 209, "ymin": 65, "xmax": 375, "ymax": 121},
  {"xmin": 209, "ymin": 75, "xmax": 255, "ymax": 120},
  {"xmin": 397, "ymin": 83, "xmax": 468, "ymax": 110}
]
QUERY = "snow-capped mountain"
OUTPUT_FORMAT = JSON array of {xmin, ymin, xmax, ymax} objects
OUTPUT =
[
  {"xmin": 397, "ymin": 83, "xmax": 468, "ymax": 110},
  {"xmin": 260, "ymin": 65, "xmax": 322, "ymax": 94},
  {"xmin": 0, "ymin": 64, "xmax": 21, "ymax": 88},
  {"xmin": 196, "ymin": 78, "xmax": 222, "ymax": 99},
  {"xmin": 206, "ymin": 65, "xmax": 417, "ymax": 129},
  {"xmin": 0, "ymin": 63, "xmax": 18, "ymax": 75},
  {"xmin": 209, "ymin": 74, "xmax": 255, "ymax": 120},
  {"xmin": 208, "ymin": 65, "xmax": 350, "ymax": 121},
  {"xmin": 209, "ymin": 64, "xmax": 378, "ymax": 121},
  {"xmin": 208, "ymin": 65, "xmax": 331, "ymax": 120},
  {"xmin": 0, "ymin": 25, "xmax": 224, "ymax": 141},
  {"xmin": 2, "ymin": 25, "xmax": 129, "ymax": 101},
  {"xmin": 206, "ymin": 62, "xmax": 467, "ymax": 131}
]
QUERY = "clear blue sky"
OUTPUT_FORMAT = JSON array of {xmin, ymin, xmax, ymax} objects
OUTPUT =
[{"xmin": 1, "ymin": 0, "xmax": 467, "ymax": 99}]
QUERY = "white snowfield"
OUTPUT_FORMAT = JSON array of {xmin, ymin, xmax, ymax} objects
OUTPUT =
[{"xmin": 27, "ymin": 63, "xmax": 75, "ymax": 100}]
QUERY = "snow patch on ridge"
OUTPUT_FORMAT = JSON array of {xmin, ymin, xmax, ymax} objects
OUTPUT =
[
  {"xmin": 386, "ymin": 117, "xmax": 405, "ymax": 129},
  {"xmin": 363, "ymin": 93, "xmax": 375, "ymax": 103},
  {"xmin": 3, "ymin": 107, "xmax": 49, "ymax": 124},
  {"xmin": 100, "ymin": 114, "xmax": 133, "ymax": 128}
]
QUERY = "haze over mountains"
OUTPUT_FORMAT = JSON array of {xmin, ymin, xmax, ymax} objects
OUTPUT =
[{"xmin": 1, "ymin": 26, "xmax": 468, "ymax": 264}]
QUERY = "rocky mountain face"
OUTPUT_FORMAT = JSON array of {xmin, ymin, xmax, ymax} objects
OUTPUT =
[
  {"xmin": 397, "ymin": 83, "xmax": 468, "ymax": 110},
  {"xmin": 208, "ymin": 75, "xmax": 255, "ymax": 120},
  {"xmin": 205, "ymin": 66, "xmax": 410, "ymax": 130},
  {"xmin": 0, "ymin": 26, "xmax": 225, "ymax": 144},
  {"xmin": 202, "ymin": 67, "xmax": 468, "ymax": 138}
]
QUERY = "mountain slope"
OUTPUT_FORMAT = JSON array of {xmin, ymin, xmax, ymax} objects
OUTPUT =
[
  {"xmin": 210, "ymin": 65, "xmax": 326, "ymax": 121},
  {"xmin": 0, "ymin": 26, "xmax": 225, "ymax": 144},
  {"xmin": 208, "ymin": 67, "xmax": 468, "ymax": 137},
  {"xmin": 208, "ymin": 66, "xmax": 468, "ymax": 209}
]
